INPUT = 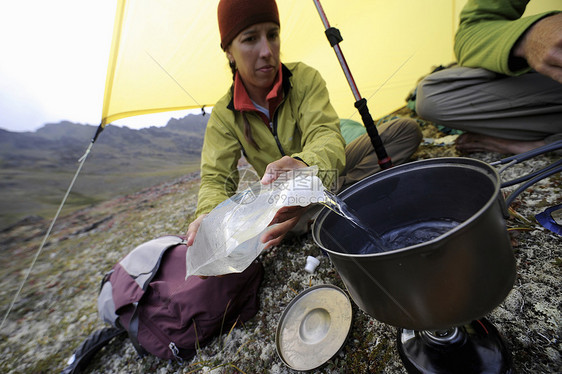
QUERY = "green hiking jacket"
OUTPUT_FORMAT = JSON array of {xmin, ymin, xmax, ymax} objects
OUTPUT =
[
  {"xmin": 195, "ymin": 62, "xmax": 346, "ymax": 216},
  {"xmin": 455, "ymin": 0, "xmax": 560, "ymax": 75}
]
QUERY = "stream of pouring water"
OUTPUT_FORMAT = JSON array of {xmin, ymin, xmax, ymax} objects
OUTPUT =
[
  {"xmin": 320, "ymin": 189, "xmax": 461, "ymax": 254},
  {"xmin": 321, "ymin": 189, "xmax": 387, "ymax": 252}
]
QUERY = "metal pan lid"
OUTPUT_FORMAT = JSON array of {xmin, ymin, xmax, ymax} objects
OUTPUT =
[{"xmin": 276, "ymin": 284, "xmax": 352, "ymax": 371}]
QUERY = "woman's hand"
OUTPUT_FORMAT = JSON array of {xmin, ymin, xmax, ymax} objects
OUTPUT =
[
  {"xmin": 261, "ymin": 156, "xmax": 308, "ymax": 185},
  {"xmin": 260, "ymin": 156, "xmax": 309, "ymax": 248},
  {"xmin": 185, "ymin": 213, "xmax": 208, "ymax": 247},
  {"xmin": 186, "ymin": 213, "xmax": 212, "ymax": 279},
  {"xmin": 261, "ymin": 205, "xmax": 308, "ymax": 249}
]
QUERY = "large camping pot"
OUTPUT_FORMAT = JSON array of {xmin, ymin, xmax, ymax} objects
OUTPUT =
[{"xmin": 313, "ymin": 157, "xmax": 517, "ymax": 331}]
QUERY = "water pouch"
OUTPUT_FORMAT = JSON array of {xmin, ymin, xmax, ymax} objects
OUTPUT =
[{"xmin": 185, "ymin": 166, "xmax": 326, "ymax": 278}]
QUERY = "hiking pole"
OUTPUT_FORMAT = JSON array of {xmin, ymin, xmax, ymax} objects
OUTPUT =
[{"xmin": 312, "ymin": 0, "xmax": 392, "ymax": 170}]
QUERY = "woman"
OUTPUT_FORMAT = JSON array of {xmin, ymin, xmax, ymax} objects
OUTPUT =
[{"xmin": 187, "ymin": 0, "xmax": 422, "ymax": 249}]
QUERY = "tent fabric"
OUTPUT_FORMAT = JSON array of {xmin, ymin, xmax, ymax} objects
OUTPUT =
[{"xmin": 101, "ymin": 0, "xmax": 559, "ymax": 127}]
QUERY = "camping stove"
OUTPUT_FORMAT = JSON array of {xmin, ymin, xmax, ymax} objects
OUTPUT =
[{"xmin": 397, "ymin": 319, "xmax": 513, "ymax": 373}]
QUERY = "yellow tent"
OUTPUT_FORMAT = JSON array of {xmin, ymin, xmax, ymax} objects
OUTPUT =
[{"xmin": 100, "ymin": 0, "xmax": 559, "ymax": 128}]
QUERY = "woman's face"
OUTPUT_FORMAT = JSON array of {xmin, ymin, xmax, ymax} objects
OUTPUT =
[{"xmin": 226, "ymin": 22, "xmax": 280, "ymax": 99}]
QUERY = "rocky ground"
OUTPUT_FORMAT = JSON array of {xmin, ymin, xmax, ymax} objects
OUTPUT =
[{"xmin": 0, "ymin": 110, "xmax": 560, "ymax": 373}]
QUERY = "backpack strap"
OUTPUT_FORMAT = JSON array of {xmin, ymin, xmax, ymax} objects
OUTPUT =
[
  {"xmin": 61, "ymin": 327, "xmax": 126, "ymax": 374},
  {"xmin": 127, "ymin": 302, "xmax": 148, "ymax": 358}
]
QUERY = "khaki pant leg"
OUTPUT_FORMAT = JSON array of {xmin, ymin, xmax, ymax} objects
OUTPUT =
[
  {"xmin": 416, "ymin": 67, "xmax": 562, "ymax": 141},
  {"xmin": 338, "ymin": 118, "xmax": 422, "ymax": 191}
]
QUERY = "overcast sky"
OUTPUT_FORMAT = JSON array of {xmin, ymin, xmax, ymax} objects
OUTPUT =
[{"xmin": 0, "ymin": 0, "xmax": 191, "ymax": 133}]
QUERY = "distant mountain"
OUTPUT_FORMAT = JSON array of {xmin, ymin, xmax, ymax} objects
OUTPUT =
[
  {"xmin": 0, "ymin": 115, "xmax": 207, "ymax": 169},
  {"xmin": 0, "ymin": 114, "xmax": 208, "ymax": 230}
]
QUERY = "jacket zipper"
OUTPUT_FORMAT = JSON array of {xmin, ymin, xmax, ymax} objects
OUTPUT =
[{"xmin": 271, "ymin": 109, "xmax": 286, "ymax": 156}]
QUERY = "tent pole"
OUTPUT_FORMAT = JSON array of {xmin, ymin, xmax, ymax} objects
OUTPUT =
[
  {"xmin": 312, "ymin": 0, "xmax": 392, "ymax": 170},
  {"xmin": 92, "ymin": 123, "xmax": 105, "ymax": 143}
]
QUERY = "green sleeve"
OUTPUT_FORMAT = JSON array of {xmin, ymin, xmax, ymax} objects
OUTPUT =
[
  {"xmin": 339, "ymin": 118, "xmax": 366, "ymax": 145},
  {"xmin": 290, "ymin": 66, "xmax": 346, "ymax": 189},
  {"xmin": 455, "ymin": 0, "xmax": 559, "ymax": 75},
  {"xmin": 195, "ymin": 110, "xmax": 241, "ymax": 216}
]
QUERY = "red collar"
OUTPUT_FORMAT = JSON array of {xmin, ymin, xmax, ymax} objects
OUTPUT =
[{"xmin": 233, "ymin": 64, "xmax": 284, "ymax": 117}]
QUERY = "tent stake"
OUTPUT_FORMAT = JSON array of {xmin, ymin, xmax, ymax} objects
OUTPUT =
[{"xmin": 312, "ymin": 0, "xmax": 392, "ymax": 170}]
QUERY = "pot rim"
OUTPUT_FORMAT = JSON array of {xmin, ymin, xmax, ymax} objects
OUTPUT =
[{"xmin": 313, "ymin": 157, "xmax": 502, "ymax": 258}]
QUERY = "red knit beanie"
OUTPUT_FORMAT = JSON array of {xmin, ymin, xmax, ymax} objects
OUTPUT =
[{"xmin": 217, "ymin": 0, "xmax": 280, "ymax": 50}]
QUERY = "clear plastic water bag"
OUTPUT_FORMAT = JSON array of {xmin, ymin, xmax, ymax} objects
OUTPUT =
[{"xmin": 185, "ymin": 166, "xmax": 326, "ymax": 278}]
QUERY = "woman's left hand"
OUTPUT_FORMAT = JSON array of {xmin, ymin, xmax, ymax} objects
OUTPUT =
[{"xmin": 261, "ymin": 205, "xmax": 308, "ymax": 248}]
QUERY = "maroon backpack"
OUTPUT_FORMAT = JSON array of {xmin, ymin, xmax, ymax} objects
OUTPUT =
[{"xmin": 63, "ymin": 235, "xmax": 264, "ymax": 373}]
